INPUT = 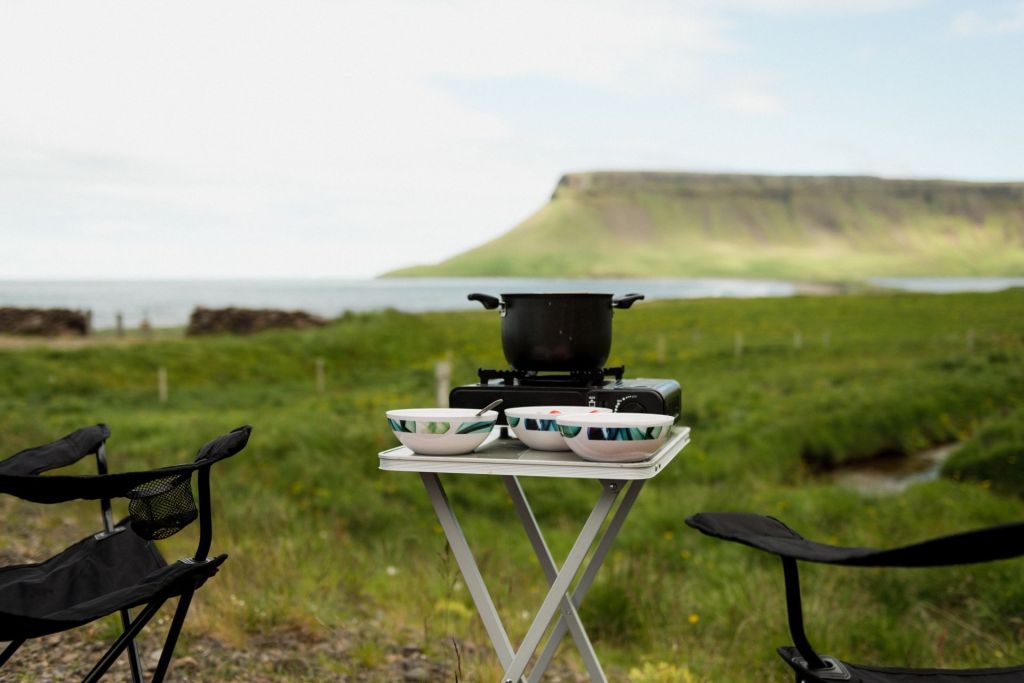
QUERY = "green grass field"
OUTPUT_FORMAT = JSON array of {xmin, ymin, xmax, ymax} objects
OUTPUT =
[
  {"xmin": 2, "ymin": 290, "xmax": 1023, "ymax": 681},
  {"xmin": 388, "ymin": 172, "xmax": 1024, "ymax": 279}
]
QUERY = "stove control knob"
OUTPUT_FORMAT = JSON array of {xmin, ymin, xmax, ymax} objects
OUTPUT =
[{"xmin": 613, "ymin": 395, "xmax": 646, "ymax": 413}]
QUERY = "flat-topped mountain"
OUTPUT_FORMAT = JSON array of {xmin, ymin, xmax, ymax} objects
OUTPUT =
[{"xmin": 386, "ymin": 172, "xmax": 1024, "ymax": 279}]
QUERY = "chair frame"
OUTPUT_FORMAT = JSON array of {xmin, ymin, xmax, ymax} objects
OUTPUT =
[
  {"xmin": 781, "ymin": 556, "xmax": 852, "ymax": 681},
  {"xmin": 0, "ymin": 427, "xmax": 243, "ymax": 683},
  {"xmin": 686, "ymin": 511, "xmax": 1024, "ymax": 683}
]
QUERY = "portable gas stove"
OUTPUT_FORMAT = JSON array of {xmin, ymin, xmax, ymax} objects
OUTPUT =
[{"xmin": 449, "ymin": 365, "xmax": 681, "ymax": 427}]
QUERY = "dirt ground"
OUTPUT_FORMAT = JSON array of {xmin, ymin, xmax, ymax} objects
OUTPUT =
[
  {"xmin": 0, "ymin": 499, "xmax": 587, "ymax": 682},
  {"xmin": 1, "ymin": 623, "xmax": 587, "ymax": 682}
]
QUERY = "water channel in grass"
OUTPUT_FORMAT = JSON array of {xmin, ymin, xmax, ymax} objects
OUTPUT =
[{"xmin": 831, "ymin": 443, "xmax": 960, "ymax": 495}]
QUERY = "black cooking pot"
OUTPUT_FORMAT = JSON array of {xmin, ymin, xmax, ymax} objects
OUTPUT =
[{"xmin": 468, "ymin": 292, "xmax": 644, "ymax": 371}]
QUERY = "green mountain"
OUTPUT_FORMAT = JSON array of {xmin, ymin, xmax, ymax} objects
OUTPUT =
[{"xmin": 386, "ymin": 172, "xmax": 1024, "ymax": 279}]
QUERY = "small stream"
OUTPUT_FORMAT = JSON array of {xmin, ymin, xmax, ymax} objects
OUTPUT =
[{"xmin": 831, "ymin": 443, "xmax": 960, "ymax": 495}]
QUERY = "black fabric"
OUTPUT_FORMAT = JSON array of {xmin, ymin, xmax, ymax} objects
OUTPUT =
[
  {"xmin": 127, "ymin": 473, "xmax": 198, "ymax": 540},
  {"xmin": 0, "ymin": 424, "xmax": 111, "ymax": 476},
  {"xmin": 194, "ymin": 425, "xmax": 251, "ymax": 464},
  {"xmin": 0, "ymin": 526, "xmax": 225, "ymax": 640},
  {"xmin": 778, "ymin": 647, "xmax": 1024, "ymax": 682},
  {"xmin": 0, "ymin": 425, "xmax": 252, "ymax": 504},
  {"xmin": 0, "ymin": 424, "xmax": 247, "ymax": 653},
  {"xmin": 685, "ymin": 513, "xmax": 1024, "ymax": 567}
]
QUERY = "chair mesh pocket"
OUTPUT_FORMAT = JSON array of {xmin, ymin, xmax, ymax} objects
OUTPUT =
[{"xmin": 127, "ymin": 474, "xmax": 198, "ymax": 540}]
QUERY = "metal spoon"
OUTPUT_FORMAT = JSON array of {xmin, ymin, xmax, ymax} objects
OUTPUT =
[{"xmin": 476, "ymin": 399, "xmax": 503, "ymax": 416}]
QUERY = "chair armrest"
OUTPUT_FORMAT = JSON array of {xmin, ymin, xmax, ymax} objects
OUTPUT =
[
  {"xmin": 0, "ymin": 463, "xmax": 200, "ymax": 504},
  {"xmin": 685, "ymin": 512, "xmax": 1024, "ymax": 567},
  {"xmin": 0, "ymin": 424, "xmax": 110, "ymax": 476},
  {"xmin": 191, "ymin": 426, "xmax": 251, "ymax": 560},
  {"xmin": 193, "ymin": 425, "xmax": 251, "ymax": 464}
]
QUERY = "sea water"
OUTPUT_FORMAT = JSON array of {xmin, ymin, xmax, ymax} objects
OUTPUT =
[
  {"xmin": 0, "ymin": 277, "xmax": 1020, "ymax": 329},
  {"xmin": 0, "ymin": 278, "xmax": 795, "ymax": 329}
]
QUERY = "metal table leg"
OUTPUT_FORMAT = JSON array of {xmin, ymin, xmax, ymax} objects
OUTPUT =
[
  {"xmin": 422, "ymin": 473, "xmax": 643, "ymax": 683},
  {"xmin": 529, "ymin": 479, "xmax": 645, "ymax": 681},
  {"xmin": 503, "ymin": 476, "xmax": 606, "ymax": 682},
  {"xmin": 501, "ymin": 481, "xmax": 621, "ymax": 682},
  {"xmin": 421, "ymin": 472, "xmax": 521, "ymax": 676}
]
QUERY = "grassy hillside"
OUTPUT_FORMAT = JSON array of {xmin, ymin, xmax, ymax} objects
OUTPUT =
[
  {"xmin": 388, "ymin": 172, "xmax": 1024, "ymax": 279},
  {"xmin": 2, "ymin": 291, "xmax": 1024, "ymax": 680}
]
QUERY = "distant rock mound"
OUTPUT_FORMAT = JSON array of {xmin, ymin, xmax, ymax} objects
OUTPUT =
[
  {"xmin": 0, "ymin": 307, "xmax": 90, "ymax": 336},
  {"xmin": 186, "ymin": 306, "xmax": 327, "ymax": 336}
]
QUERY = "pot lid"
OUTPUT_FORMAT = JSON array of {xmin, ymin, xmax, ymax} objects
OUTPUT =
[{"xmin": 498, "ymin": 292, "xmax": 614, "ymax": 298}]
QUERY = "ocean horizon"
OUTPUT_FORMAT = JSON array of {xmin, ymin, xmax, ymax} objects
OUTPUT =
[{"xmin": 1, "ymin": 277, "xmax": 1022, "ymax": 330}]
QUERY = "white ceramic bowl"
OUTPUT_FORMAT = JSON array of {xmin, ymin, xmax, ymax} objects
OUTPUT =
[
  {"xmin": 555, "ymin": 413, "xmax": 675, "ymax": 462},
  {"xmin": 386, "ymin": 408, "xmax": 497, "ymax": 455},
  {"xmin": 504, "ymin": 406, "xmax": 613, "ymax": 451}
]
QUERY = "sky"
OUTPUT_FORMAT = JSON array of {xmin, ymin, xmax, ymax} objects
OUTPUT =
[{"xmin": 1, "ymin": 0, "xmax": 1022, "ymax": 279}]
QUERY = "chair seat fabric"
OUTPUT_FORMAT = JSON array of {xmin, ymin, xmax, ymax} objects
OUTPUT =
[
  {"xmin": 686, "ymin": 512, "xmax": 1024, "ymax": 567},
  {"xmin": 778, "ymin": 647, "xmax": 1024, "ymax": 682},
  {"xmin": 0, "ymin": 526, "xmax": 224, "ymax": 640}
]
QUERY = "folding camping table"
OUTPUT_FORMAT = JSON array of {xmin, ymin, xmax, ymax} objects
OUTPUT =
[{"xmin": 379, "ymin": 426, "xmax": 690, "ymax": 683}]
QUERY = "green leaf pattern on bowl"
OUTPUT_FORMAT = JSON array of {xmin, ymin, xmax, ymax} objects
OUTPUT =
[
  {"xmin": 507, "ymin": 416, "xmax": 521, "ymax": 427},
  {"xmin": 525, "ymin": 418, "xmax": 559, "ymax": 432},
  {"xmin": 455, "ymin": 420, "xmax": 494, "ymax": 434},
  {"xmin": 387, "ymin": 418, "xmax": 415, "ymax": 433},
  {"xmin": 420, "ymin": 421, "xmax": 451, "ymax": 434},
  {"xmin": 390, "ymin": 418, "xmax": 496, "ymax": 436},
  {"xmin": 586, "ymin": 426, "xmax": 664, "ymax": 441},
  {"xmin": 558, "ymin": 424, "xmax": 582, "ymax": 438}
]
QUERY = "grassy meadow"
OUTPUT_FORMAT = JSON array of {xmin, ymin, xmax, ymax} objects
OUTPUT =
[{"xmin": 2, "ymin": 289, "xmax": 1024, "ymax": 681}]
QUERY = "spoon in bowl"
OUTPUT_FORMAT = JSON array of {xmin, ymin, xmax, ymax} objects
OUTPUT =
[{"xmin": 476, "ymin": 399, "xmax": 503, "ymax": 416}]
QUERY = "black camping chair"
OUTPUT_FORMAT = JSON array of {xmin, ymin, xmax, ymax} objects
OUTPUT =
[
  {"xmin": 685, "ymin": 512, "xmax": 1024, "ymax": 683},
  {"xmin": 0, "ymin": 423, "xmax": 251, "ymax": 682}
]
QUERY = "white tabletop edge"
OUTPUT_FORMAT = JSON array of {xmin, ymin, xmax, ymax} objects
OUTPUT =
[{"xmin": 378, "ymin": 427, "xmax": 690, "ymax": 480}]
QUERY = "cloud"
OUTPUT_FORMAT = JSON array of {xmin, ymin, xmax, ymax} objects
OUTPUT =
[
  {"xmin": 950, "ymin": 2, "xmax": 1024, "ymax": 36},
  {"xmin": 1, "ymin": 0, "xmax": 762, "ymax": 277},
  {"xmin": 0, "ymin": 0, "xmax": 734, "ymax": 166},
  {"xmin": 713, "ymin": 0, "xmax": 925, "ymax": 13},
  {"xmin": 0, "ymin": 0, "xmax": 946, "ymax": 278},
  {"xmin": 717, "ymin": 90, "xmax": 784, "ymax": 115}
]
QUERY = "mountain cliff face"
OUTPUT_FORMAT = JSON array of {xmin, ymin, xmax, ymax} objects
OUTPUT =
[{"xmin": 387, "ymin": 172, "xmax": 1024, "ymax": 279}]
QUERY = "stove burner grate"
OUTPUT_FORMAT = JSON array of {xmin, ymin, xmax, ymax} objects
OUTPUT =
[{"xmin": 477, "ymin": 366, "xmax": 624, "ymax": 386}]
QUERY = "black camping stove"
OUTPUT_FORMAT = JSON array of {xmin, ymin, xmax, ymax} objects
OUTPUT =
[{"xmin": 449, "ymin": 366, "xmax": 681, "ymax": 426}]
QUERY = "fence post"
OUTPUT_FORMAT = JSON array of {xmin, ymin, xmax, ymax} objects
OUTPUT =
[
  {"xmin": 435, "ymin": 354, "xmax": 452, "ymax": 408},
  {"xmin": 115, "ymin": 312, "xmax": 124, "ymax": 338},
  {"xmin": 315, "ymin": 357, "xmax": 326, "ymax": 394},
  {"xmin": 157, "ymin": 367, "xmax": 168, "ymax": 403},
  {"xmin": 734, "ymin": 331, "xmax": 744, "ymax": 358},
  {"xmin": 656, "ymin": 334, "xmax": 667, "ymax": 364},
  {"xmin": 793, "ymin": 330, "xmax": 802, "ymax": 350}
]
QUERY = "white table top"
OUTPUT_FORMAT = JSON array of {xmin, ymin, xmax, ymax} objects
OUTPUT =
[{"xmin": 379, "ymin": 426, "xmax": 690, "ymax": 480}]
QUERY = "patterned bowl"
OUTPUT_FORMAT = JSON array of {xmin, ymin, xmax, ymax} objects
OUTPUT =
[
  {"xmin": 555, "ymin": 413, "xmax": 675, "ymax": 462},
  {"xmin": 386, "ymin": 408, "xmax": 497, "ymax": 455},
  {"xmin": 504, "ymin": 406, "xmax": 612, "ymax": 451}
]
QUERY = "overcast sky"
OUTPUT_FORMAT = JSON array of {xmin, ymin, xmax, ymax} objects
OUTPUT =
[{"xmin": 2, "ymin": 0, "xmax": 1022, "ymax": 279}]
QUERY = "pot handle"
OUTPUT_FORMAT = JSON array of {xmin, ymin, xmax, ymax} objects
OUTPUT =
[
  {"xmin": 612, "ymin": 293, "xmax": 645, "ymax": 309},
  {"xmin": 468, "ymin": 293, "xmax": 501, "ymax": 310}
]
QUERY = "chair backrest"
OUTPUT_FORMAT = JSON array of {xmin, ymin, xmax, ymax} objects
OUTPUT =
[{"xmin": 0, "ymin": 425, "xmax": 252, "ymax": 545}]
